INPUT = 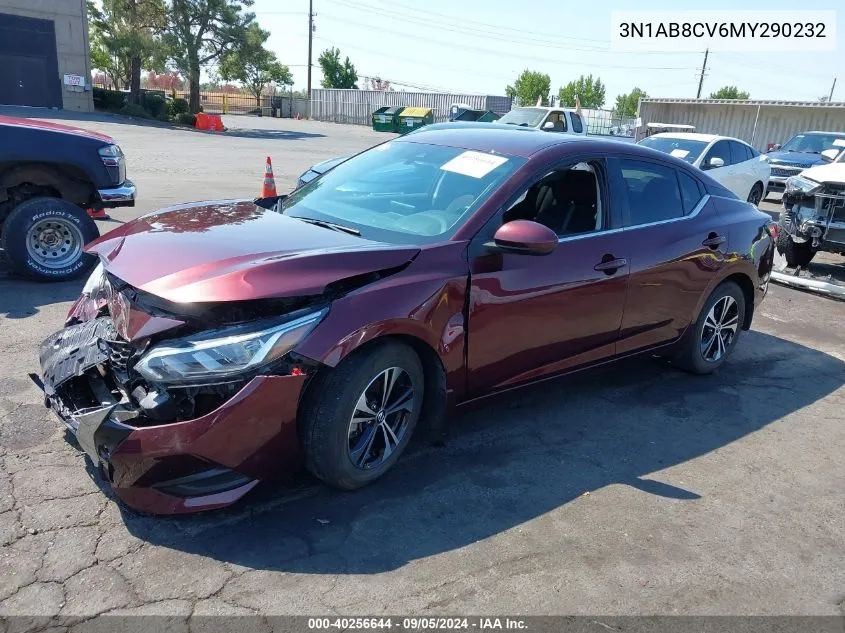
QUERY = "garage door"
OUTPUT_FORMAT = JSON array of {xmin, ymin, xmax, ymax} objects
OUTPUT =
[{"xmin": 0, "ymin": 13, "xmax": 61, "ymax": 108}]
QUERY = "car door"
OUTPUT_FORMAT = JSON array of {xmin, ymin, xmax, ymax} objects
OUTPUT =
[
  {"xmin": 700, "ymin": 139, "xmax": 736, "ymax": 193},
  {"xmin": 728, "ymin": 140, "xmax": 755, "ymax": 199},
  {"xmin": 466, "ymin": 157, "xmax": 629, "ymax": 395},
  {"xmin": 614, "ymin": 158, "xmax": 731, "ymax": 354}
]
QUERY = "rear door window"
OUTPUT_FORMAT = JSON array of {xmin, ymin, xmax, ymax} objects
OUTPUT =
[
  {"xmin": 619, "ymin": 159, "xmax": 684, "ymax": 225},
  {"xmin": 678, "ymin": 171, "xmax": 705, "ymax": 215},
  {"xmin": 570, "ymin": 113, "xmax": 583, "ymax": 133},
  {"xmin": 729, "ymin": 141, "xmax": 749, "ymax": 165}
]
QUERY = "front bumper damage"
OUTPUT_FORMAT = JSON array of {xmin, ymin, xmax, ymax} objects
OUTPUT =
[
  {"xmin": 782, "ymin": 189, "xmax": 845, "ymax": 252},
  {"xmin": 37, "ymin": 316, "xmax": 309, "ymax": 514}
]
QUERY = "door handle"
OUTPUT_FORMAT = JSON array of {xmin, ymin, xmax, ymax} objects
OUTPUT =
[
  {"xmin": 702, "ymin": 233, "xmax": 726, "ymax": 249},
  {"xmin": 594, "ymin": 257, "xmax": 628, "ymax": 274}
]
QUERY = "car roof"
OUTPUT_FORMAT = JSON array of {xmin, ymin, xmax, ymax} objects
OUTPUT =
[
  {"xmin": 800, "ymin": 131, "xmax": 845, "ymax": 136},
  {"xmin": 398, "ymin": 123, "xmax": 663, "ymax": 159},
  {"xmin": 507, "ymin": 106, "xmax": 578, "ymax": 113},
  {"xmin": 648, "ymin": 132, "xmax": 721, "ymax": 143}
]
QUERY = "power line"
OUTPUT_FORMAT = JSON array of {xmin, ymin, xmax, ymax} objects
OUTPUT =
[
  {"xmin": 325, "ymin": 0, "xmax": 697, "ymax": 55},
  {"xmin": 317, "ymin": 14, "xmax": 691, "ymax": 71}
]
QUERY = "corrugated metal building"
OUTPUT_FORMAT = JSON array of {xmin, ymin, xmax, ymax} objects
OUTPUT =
[
  {"xmin": 311, "ymin": 89, "xmax": 511, "ymax": 125},
  {"xmin": 636, "ymin": 99, "xmax": 845, "ymax": 150}
]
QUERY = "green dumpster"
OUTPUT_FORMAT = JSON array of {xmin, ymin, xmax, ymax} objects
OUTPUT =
[
  {"xmin": 397, "ymin": 107, "xmax": 434, "ymax": 132},
  {"xmin": 372, "ymin": 106, "xmax": 405, "ymax": 132}
]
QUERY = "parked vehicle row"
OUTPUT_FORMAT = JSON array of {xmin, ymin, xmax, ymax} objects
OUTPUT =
[
  {"xmin": 0, "ymin": 115, "xmax": 136, "ymax": 281},
  {"xmin": 36, "ymin": 123, "xmax": 776, "ymax": 514}
]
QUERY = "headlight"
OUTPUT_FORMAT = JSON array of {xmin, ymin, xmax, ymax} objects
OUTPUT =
[
  {"xmin": 82, "ymin": 261, "xmax": 106, "ymax": 295},
  {"xmin": 133, "ymin": 308, "xmax": 328, "ymax": 385},
  {"xmin": 785, "ymin": 175, "xmax": 821, "ymax": 196}
]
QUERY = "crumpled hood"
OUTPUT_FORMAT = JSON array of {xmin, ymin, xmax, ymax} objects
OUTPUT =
[
  {"xmin": 84, "ymin": 199, "xmax": 420, "ymax": 303},
  {"xmin": 799, "ymin": 162, "xmax": 845, "ymax": 186},
  {"xmin": 765, "ymin": 150, "xmax": 826, "ymax": 168}
]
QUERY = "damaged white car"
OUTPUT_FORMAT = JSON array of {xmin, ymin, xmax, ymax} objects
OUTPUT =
[{"xmin": 777, "ymin": 146, "xmax": 845, "ymax": 267}]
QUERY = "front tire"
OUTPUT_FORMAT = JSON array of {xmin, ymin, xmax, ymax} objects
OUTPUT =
[
  {"xmin": 1, "ymin": 197, "xmax": 98, "ymax": 281},
  {"xmin": 674, "ymin": 281, "xmax": 746, "ymax": 375},
  {"xmin": 300, "ymin": 341, "xmax": 424, "ymax": 490}
]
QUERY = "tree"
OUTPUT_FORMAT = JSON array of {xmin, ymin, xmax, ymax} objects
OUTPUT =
[
  {"xmin": 165, "ymin": 0, "xmax": 256, "ymax": 114},
  {"xmin": 318, "ymin": 48, "xmax": 358, "ymax": 89},
  {"xmin": 558, "ymin": 74, "xmax": 606, "ymax": 109},
  {"xmin": 87, "ymin": 0, "xmax": 166, "ymax": 104},
  {"xmin": 219, "ymin": 24, "xmax": 292, "ymax": 106},
  {"xmin": 709, "ymin": 85, "xmax": 750, "ymax": 100},
  {"xmin": 144, "ymin": 70, "xmax": 185, "ymax": 90},
  {"xmin": 505, "ymin": 69, "xmax": 551, "ymax": 107},
  {"xmin": 614, "ymin": 87, "xmax": 648, "ymax": 118}
]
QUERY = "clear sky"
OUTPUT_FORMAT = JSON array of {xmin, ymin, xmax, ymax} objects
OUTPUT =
[{"xmin": 250, "ymin": 0, "xmax": 843, "ymax": 104}]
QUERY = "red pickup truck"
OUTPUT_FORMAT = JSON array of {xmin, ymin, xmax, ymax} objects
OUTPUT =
[{"xmin": 0, "ymin": 116, "xmax": 136, "ymax": 281}]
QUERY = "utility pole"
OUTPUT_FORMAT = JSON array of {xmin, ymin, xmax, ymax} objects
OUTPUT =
[
  {"xmin": 307, "ymin": 0, "xmax": 314, "ymax": 115},
  {"xmin": 829, "ymin": 77, "xmax": 837, "ymax": 102},
  {"xmin": 696, "ymin": 48, "xmax": 709, "ymax": 99}
]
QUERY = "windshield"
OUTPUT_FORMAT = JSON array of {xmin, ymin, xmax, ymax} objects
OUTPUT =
[
  {"xmin": 281, "ymin": 141, "xmax": 524, "ymax": 244},
  {"xmin": 497, "ymin": 108, "xmax": 547, "ymax": 128},
  {"xmin": 780, "ymin": 133, "xmax": 845, "ymax": 154},
  {"xmin": 638, "ymin": 136, "xmax": 709, "ymax": 164}
]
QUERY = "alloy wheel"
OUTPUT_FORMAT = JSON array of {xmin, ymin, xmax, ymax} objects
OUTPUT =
[
  {"xmin": 25, "ymin": 218, "xmax": 84, "ymax": 270},
  {"xmin": 347, "ymin": 367, "xmax": 415, "ymax": 470},
  {"xmin": 747, "ymin": 186, "xmax": 763, "ymax": 206},
  {"xmin": 700, "ymin": 296, "xmax": 740, "ymax": 362}
]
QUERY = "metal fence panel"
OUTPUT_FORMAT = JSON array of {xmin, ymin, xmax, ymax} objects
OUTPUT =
[
  {"xmin": 637, "ymin": 99, "xmax": 845, "ymax": 150},
  {"xmin": 310, "ymin": 89, "xmax": 512, "ymax": 125}
]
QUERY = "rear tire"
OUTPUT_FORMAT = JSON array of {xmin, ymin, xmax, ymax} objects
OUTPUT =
[
  {"xmin": 674, "ymin": 281, "xmax": 746, "ymax": 375},
  {"xmin": 300, "ymin": 341, "xmax": 424, "ymax": 490},
  {"xmin": 1, "ymin": 197, "xmax": 98, "ymax": 281}
]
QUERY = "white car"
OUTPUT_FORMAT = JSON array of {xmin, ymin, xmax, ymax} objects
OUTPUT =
[
  {"xmin": 638, "ymin": 133, "xmax": 771, "ymax": 205},
  {"xmin": 496, "ymin": 107, "xmax": 587, "ymax": 135}
]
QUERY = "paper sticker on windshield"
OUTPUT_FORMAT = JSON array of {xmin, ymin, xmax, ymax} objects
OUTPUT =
[
  {"xmin": 833, "ymin": 139, "xmax": 845, "ymax": 147},
  {"xmin": 670, "ymin": 148, "xmax": 690, "ymax": 158},
  {"xmin": 440, "ymin": 151, "xmax": 508, "ymax": 178}
]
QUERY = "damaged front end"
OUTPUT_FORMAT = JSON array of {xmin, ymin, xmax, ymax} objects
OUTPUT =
[
  {"xmin": 781, "ymin": 176, "xmax": 845, "ymax": 254},
  {"xmin": 38, "ymin": 268, "xmax": 329, "ymax": 514}
]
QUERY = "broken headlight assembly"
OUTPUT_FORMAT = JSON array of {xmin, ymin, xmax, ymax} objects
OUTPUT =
[
  {"xmin": 134, "ymin": 307, "xmax": 328, "ymax": 385},
  {"xmin": 82, "ymin": 261, "xmax": 107, "ymax": 296},
  {"xmin": 785, "ymin": 175, "xmax": 822, "ymax": 197}
]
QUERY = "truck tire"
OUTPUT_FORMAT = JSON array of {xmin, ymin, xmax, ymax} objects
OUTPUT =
[
  {"xmin": 775, "ymin": 213, "xmax": 817, "ymax": 268},
  {"xmin": 1, "ymin": 197, "xmax": 99, "ymax": 281}
]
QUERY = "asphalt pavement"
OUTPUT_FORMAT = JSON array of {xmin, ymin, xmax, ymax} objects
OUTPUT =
[{"xmin": 0, "ymin": 111, "xmax": 844, "ymax": 621}]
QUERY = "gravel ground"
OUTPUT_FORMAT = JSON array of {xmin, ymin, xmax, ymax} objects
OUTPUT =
[{"xmin": 0, "ymin": 111, "xmax": 844, "ymax": 623}]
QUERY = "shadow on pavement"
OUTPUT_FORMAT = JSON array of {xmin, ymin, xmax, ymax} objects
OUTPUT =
[
  {"xmin": 122, "ymin": 329, "xmax": 845, "ymax": 574},
  {"xmin": 218, "ymin": 128, "xmax": 326, "ymax": 140},
  {"xmin": 0, "ymin": 273, "xmax": 83, "ymax": 319}
]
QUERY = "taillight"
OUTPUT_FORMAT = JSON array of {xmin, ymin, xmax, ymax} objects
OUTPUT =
[{"xmin": 766, "ymin": 221, "xmax": 780, "ymax": 241}]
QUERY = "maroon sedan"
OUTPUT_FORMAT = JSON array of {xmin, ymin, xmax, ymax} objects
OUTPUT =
[{"xmin": 37, "ymin": 124, "xmax": 776, "ymax": 514}]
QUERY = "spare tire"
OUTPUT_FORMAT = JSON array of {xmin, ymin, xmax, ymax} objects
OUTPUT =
[{"xmin": 1, "ymin": 197, "xmax": 99, "ymax": 281}]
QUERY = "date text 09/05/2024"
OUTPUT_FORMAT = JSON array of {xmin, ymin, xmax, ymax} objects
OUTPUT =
[{"xmin": 308, "ymin": 618, "xmax": 528, "ymax": 630}]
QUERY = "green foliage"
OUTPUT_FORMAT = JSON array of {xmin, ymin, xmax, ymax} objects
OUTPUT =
[
  {"xmin": 167, "ymin": 98, "xmax": 190, "ymax": 118},
  {"xmin": 141, "ymin": 93, "xmax": 167, "ymax": 118},
  {"xmin": 219, "ymin": 23, "xmax": 293, "ymax": 105},
  {"xmin": 119, "ymin": 103, "xmax": 151, "ymax": 118},
  {"xmin": 505, "ymin": 70, "xmax": 551, "ymax": 107},
  {"xmin": 93, "ymin": 87, "xmax": 127, "ymax": 111},
  {"xmin": 709, "ymin": 85, "xmax": 750, "ymax": 100},
  {"xmin": 558, "ymin": 74, "xmax": 606, "ymax": 109},
  {"xmin": 164, "ymin": 0, "xmax": 256, "ymax": 113},
  {"xmin": 87, "ymin": 0, "xmax": 166, "ymax": 96},
  {"xmin": 318, "ymin": 47, "xmax": 358, "ymax": 89},
  {"xmin": 614, "ymin": 87, "xmax": 648, "ymax": 118},
  {"xmin": 176, "ymin": 113, "xmax": 197, "ymax": 126}
]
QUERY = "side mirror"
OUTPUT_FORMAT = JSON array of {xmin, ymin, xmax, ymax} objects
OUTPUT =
[
  {"xmin": 542, "ymin": 121, "xmax": 555, "ymax": 130},
  {"xmin": 820, "ymin": 148, "xmax": 840, "ymax": 163},
  {"xmin": 487, "ymin": 220, "xmax": 558, "ymax": 256},
  {"xmin": 705, "ymin": 156, "xmax": 725, "ymax": 169}
]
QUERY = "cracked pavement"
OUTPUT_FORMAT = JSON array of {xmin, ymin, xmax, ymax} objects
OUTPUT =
[{"xmin": 1, "ymin": 111, "xmax": 844, "ymax": 624}]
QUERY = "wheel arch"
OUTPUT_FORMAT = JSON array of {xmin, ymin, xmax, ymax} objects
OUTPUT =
[
  {"xmin": 721, "ymin": 272, "xmax": 756, "ymax": 330},
  {"xmin": 0, "ymin": 162, "xmax": 95, "ymax": 214}
]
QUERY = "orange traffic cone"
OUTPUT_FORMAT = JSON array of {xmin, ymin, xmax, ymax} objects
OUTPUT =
[
  {"xmin": 261, "ymin": 156, "xmax": 277, "ymax": 198},
  {"xmin": 87, "ymin": 208, "xmax": 110, "ymax": 220}
]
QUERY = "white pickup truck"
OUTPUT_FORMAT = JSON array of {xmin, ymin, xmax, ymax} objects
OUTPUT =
[{"xmin": 495, "ymin": 107, "xmax": 587, "ymax": 135}]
